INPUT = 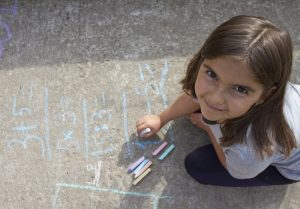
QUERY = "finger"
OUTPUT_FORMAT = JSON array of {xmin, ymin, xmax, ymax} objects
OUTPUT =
[
  {"xmin": 186, "ymin": 114, "xmax": 193, "ymax": 120},
  {"xmin": 136, "ymin": 123, "xmax": 143, "ymax": 130},
  {"xmin": 189, "ymin": 114, "xmax": 197, "ymax": 121},
  {"xmin": 190, "ymin": 113, "xmax": 202, "ymax": 122},
  {"xmin": 136, "ymin": 118, "xmax": 148, "ymax": 128},
  {"xmin": 136, "ymin": 123, "xmax": 147, "ymax": 133},
  {"xmin": 142, "ymin": 132, "xmax": 153, "ymax": 138},
  {"xmin": 136, "ymin": 119, "xmax": 144, "ymax": 127}
]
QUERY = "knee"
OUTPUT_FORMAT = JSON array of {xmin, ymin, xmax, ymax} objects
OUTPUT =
[
  {"xmin": 184, "ymin": 152, "xmax": 209, "ymax": 185},
  {"xmin": 184, "ymin": 151, "xmax": 201, "ymax": 174}
]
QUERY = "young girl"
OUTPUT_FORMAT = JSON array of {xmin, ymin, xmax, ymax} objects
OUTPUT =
[{"xmin": 136, "ymin": 15, "xmax": 300, "ymax": 187}]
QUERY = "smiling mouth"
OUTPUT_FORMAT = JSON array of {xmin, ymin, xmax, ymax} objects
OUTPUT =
[{"xmin": 204, "ymin": 99, "xmax": 225, "ymax": 111}]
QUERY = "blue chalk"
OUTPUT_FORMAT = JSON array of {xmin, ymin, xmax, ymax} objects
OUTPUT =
[
  {"xmin": 158, "ymin": 144, "xmax": 175, "ymax": 160},
  {"xmin": 133, "ymin": 159, "xmax": 149, "ymax": 175}
]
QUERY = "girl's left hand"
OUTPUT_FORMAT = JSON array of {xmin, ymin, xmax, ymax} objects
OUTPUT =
[{"xmin": 187, "ymin": 113, "xmax": 210, "ymax": 132}]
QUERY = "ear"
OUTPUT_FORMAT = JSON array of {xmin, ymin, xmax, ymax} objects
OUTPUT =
[{"xmin": 256, "ymin": 86, "xmax": 276, "ymax": 105}]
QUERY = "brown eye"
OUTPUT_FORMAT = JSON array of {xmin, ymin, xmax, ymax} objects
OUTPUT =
[
  {"xmin": 234, "ymin": 86, "xmax": 249, "ymax": 95},
  {"xmin": 206, "ymin": 70, "xmax": 217, "ymax": 80}
]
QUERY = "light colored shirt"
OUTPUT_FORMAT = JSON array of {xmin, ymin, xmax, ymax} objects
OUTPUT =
[{"xmin": 208, "ymin": 82, "xmax": 300, "ymax": 180}]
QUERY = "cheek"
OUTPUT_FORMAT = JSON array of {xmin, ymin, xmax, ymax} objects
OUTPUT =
[
  {"xmin": 227, "ymin": 99, "xmax": 256, "ymax": 115},
  {"xmin": 194, "ymin": 75, "xmax": 206, "ymax": 96}
]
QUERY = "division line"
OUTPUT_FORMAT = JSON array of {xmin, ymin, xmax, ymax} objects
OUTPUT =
[
  {"xmin": 53, "ymin": 183, "xmax": 171, "ymax": 209},
  {"xmin": 159, "ymin": 59, "xmax": 169, "ymax": 108},
  {"xmin": 83, "ymin": 99, "xmax": 89, "ymax": 160},
  {"xmin": 122, "ymin": 91, "xmax": 132, "ymax": 156},
  {"xmin": 44, "ymin": 88, "xmax": 52, "ymax": 160}
]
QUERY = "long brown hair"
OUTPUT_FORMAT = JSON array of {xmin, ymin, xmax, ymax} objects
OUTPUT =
[{"xmin": 181, "ymin": 15, "xmax": 296, "ymax": 158}]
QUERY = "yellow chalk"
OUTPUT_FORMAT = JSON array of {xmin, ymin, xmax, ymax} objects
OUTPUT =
[
  {"xmin": 156, "ymin": 131, "xmax": 165, "ymax": 139},
  {"xmin": 132, "ymin": 168, "xmax": 151, "ymax": 186}
]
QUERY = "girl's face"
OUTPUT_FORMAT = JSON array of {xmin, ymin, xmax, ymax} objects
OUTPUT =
[{"xmin": 195, "ymin": 56, "xmax": 266, "ymax": 123}]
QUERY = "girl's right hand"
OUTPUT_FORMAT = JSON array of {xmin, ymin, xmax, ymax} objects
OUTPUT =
[{"xmin": 136, "ymin": 115, "xmax": 162, "ymax": 138}]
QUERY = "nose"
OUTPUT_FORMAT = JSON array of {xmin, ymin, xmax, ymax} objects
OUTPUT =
[{"xmin": 209, "ymin": 86, "xmax": 226, "ymax": 105}]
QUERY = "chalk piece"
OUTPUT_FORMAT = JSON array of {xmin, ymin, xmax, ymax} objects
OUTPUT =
[
  {"xmin": 156, "ymin": 131, "xmax": 165, "ymax": 139},
  {"xmin": 127, "ymin": 156, "xmax": 145, "ymax": 173},
  {"xmin": 133, "ymin": 168, "xmax": 151, "ymax": 186},
  {"xmin": 133, "ymin": 159, "xmax": 149, "ymax": 175},
  {"xmin": 158, "ymin": 144, "xmax": 175, "ymax": 160},
  {"xmin": 161, "ymin": 127, "xmax": 168, "ymax": 135},
  {"xmin": 139, "ymin": 128, "xmax": 151, "ymax": 137},
  {"xmin": 152, "ymin": 141, "xmax": 168, "ymax": 156},
  {"xmin": 134, "ymin": 161, "xmax": 152, "ymax": 178}
]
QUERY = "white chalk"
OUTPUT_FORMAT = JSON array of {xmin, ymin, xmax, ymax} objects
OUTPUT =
[
  {"xmin": 156, "ymin": 131, "xmax": 165, "ymax": 139},
  {"xmin": 127, "ymin": 156, "xmax": 145, "ymax": 173},
  {"xmin": 139, "ymin": 128, "xmax": 151, "ymax": 137},
  {"xmin": 152, "ymin": 141, "xmax": 168, "ymax": 156},
  {"xmin": 132, "ymin": 168, "xmax": 151, "ymax": 186},
  {"xmin": 134, "ymin": 161, "xmax": 152, "ymax": 178}
]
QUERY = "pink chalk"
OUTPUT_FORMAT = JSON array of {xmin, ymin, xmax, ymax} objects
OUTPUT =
[
  {"xmin": 127, "ymin": 156, "xmax": 145, "ymax": 173},
  {"xmin": 152, "ymin": 141, "xmax": 168, "ymax": 156}
]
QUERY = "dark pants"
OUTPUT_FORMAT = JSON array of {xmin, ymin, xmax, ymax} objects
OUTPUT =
[{"xmin": 184, "ymin": 144, "xmax": 297, "ymax": 187}]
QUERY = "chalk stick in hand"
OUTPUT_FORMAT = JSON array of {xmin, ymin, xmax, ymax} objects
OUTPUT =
[{"xmin": 139, "ymin": 128, "xmax": 151, "ymax": 137}]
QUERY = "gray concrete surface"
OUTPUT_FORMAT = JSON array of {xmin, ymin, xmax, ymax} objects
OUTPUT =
[{"xmin": 0, "ymin": 0, "xmax": 300, "ymax": 209}]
